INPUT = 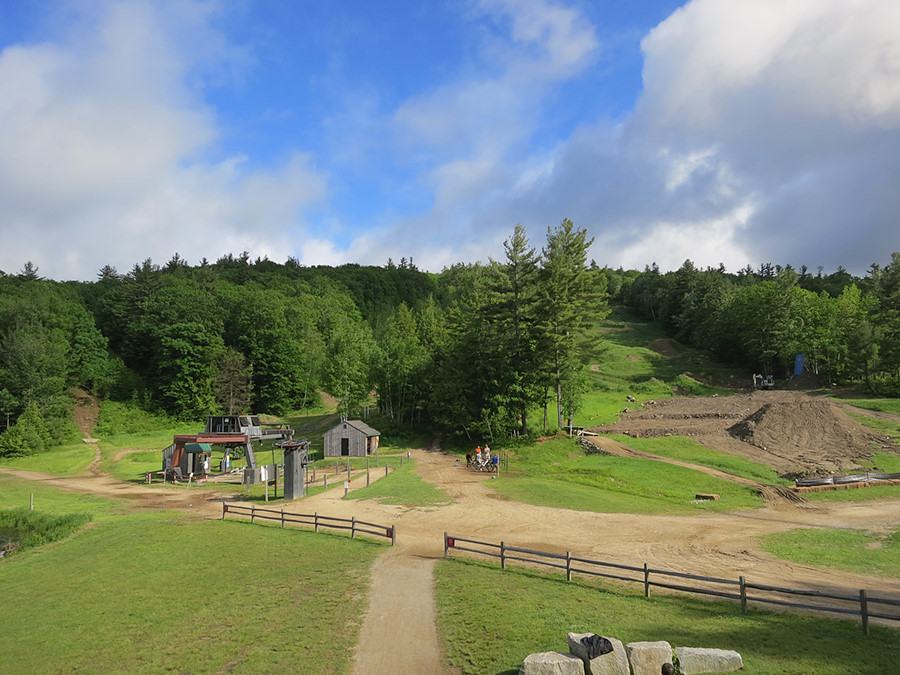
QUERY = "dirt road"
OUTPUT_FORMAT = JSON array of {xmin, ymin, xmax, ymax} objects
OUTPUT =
[
  {"xmin": 4, "ymin": 436, "xmax": 900, "ymax": 673},
  {"xmin": 287, "ymin": 443, "xmax": 900, "ymax": 672}
]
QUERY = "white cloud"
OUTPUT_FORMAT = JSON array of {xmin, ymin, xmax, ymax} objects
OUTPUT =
[
  {"xmin": 600, "ymin": 203, "xmax": 756, "ymax": 272},
  {"xmin": 0, "ymin": 0, "xmax": 325, "ymax": 280},
  {"xmin": 492, "ymin": 0, "xmax": 900, "ymax": 273}
]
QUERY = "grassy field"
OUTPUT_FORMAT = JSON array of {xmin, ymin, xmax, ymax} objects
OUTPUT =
[
  {"xmin": 604, "ymin": 433, "xmax": 791, "ymax": 485},
  {"xmin": 5, "ymin": 307, "xmax": 900, "ymax": 674},
  {"xmin": 760, "ymin": 527, "xmax": 900, "ymax": 579},
  {"xmin": 837, "ymin": 398, "xmax": 900, "ymax": 415},
  {"xmin": 0, "ymin": 441, "xmax": 95, "ymax": 475},
  {"xmin": 434, "ymin": 556, "xmax": 900, "ymax": 675},
  {"xmin": 0, "ymin": 489, "xmax": 385, "ymax": 675},
  {"xmin": 346, "ymin": 460, "xmax": 453, "ymax": 507},
  {"xmin": 488, "ymin": 436, "xmax": 763, "ymax": 514},
  {"xmin": 0, "ymin": 473, "xmax": 119, "ymax": 515}
]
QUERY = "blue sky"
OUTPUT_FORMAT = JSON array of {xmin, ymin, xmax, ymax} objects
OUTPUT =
[{"xmin": 1, "ymin": 0, "xmax": 898, "ymax": 280}]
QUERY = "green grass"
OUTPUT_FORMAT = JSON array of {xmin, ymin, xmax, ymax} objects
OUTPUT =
[
  {"xmin": 0, "ymin": 511, "xmax": 382, "ymax": 674},
  {"xmin": 346, "ymin": 460, "xmax": 453, "ymax": 507},
  {"xmin": 0, "ymin": 508, "xmax": 92, "ymax": 555},
  {"xmin": 110, "ymin": 449, "xmax": 162, "ymax": 482},
  {"xmin": 0, "ymin": 474, "xmax": 119, "ymax": 514},
  {"xmin": 843, "ymin": 410, "xmax": 900, "ymax": 442},
  {"xmin": 0, "ymin": 441, "xmax": 95, "ymax": 475},
  {"xmin": 859, "ymin": 450, "xmax": 900, "ymax": 473},
  {"xmin": 434, "ymin": 557, "xmax": 900, "ymax": 675},
  {"xmin": 802, "ymin": 483, "xmax": 900, "ymax": 503},
  {"xmin": 569, "ymin": 308, "xmax": 744, "ymax": 429},
  {"xmin": 760, "ymin": 528, "xmax": 900, "ymax": 578},
  {"xmin": 489, "ymin": 437, "xmax": 763, "ymax": 514},
  {"xmin": 836, "ymin": 398, "xmax": 900, "ymax": 415},
  {"xmin": 93, "ymin": 400, "xmax": 198, "ymax": 436},
  {"xmin": 606, "ymin": 434, "xmax": 791, "ymax": 485}
]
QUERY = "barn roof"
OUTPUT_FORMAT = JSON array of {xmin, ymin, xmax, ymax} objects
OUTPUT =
[{"xmin": 335, "ymin": 420, "xmax": 380, "ymax": 436}]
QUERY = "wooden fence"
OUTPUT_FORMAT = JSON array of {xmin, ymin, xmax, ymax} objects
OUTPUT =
[
  {"xmin": 443, "ymin": 533, "xmax": 900, "ymax": 635},
  {"xmin": 222, "ymin": 503, "xmax": 395, "ymax": 545}
]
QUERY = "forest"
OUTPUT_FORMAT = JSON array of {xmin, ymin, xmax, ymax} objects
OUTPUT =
[{"xmin": 2, "ymin": 219, "xmax": 900, "ymax": 458}]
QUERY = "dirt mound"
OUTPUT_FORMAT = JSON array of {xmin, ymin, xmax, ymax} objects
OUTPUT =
[
  {"xmin": 784, "ymin": 371, "xmax": 825, "ymax": 391},
  {"xmin": 590, "ymin": 391, "xmax": 894, "ymax": 478},
  {"xmin": 727, "ymin": 398, "xmax": 880, "ymax": 475},
  {"xmin": 648, "ymin": 338, "xmax": 681, "ymax": 357}
]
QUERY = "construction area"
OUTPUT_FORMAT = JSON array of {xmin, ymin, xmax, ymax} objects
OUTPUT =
[{"xmin": 588, "ymin": 389, "xmax": 897, "ymax": 481}]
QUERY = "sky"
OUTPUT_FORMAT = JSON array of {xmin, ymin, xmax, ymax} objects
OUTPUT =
[{"xmin": 1, "ymin": 0, "xmax": 899, "ymax": 281}]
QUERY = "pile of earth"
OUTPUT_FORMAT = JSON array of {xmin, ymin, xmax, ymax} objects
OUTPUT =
[{"xmin": 589, "ymin": 391, "xmax": 894, "ymax": 479}]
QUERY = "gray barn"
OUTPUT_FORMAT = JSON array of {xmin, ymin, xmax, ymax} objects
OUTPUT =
[{"xmin": 323, "ymin": 420, "xmax": 381, "ymax": 458}]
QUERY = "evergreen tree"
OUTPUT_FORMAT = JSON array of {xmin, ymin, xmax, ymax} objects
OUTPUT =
[{"xmin": 538, "ymin": 219, "xmax": 597, "ymax": 429}]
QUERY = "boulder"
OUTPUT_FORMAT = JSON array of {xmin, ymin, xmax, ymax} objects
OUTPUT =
[
  {"xmin": 676, "ymin": 647, "xmax": 743, "ymax": 674},
  {"xmin": 566, "ymin": 633, "xmax": 629, "ymax": 675},
  {"xmin": 626, "ymin": 641, "xmax": 674, "ymax": 675},
  {"xmin": 520, "ymin": 651, "xmax": 585, "ymax": 675}
]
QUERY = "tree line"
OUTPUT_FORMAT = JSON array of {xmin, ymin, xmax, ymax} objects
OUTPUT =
[
  {"xmin": 0, "ymin": 220, "xmax": 600, "ymax": 455},
  {"xmin": 2, "ymin": 230, "xmax": 899, "ymax": 458},
  {"xmin": 617, "ymin": 256, "xmax": 900, "ymax": 388}
]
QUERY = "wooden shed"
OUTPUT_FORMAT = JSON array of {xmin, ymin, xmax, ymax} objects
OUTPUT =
[{"xmin": 323, "ymin": 420, "xmax": 381, "ymax": 458}]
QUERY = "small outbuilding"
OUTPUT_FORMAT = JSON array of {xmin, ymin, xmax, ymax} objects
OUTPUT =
[
  {"xmin": 163, "ymin": 442, "xmax": 212, "ymax": 477},
  {"xmin": 323, "ymin": 420, "xmax": 381, "ymax": 458}
]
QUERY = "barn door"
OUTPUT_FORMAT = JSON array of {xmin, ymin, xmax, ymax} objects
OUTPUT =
[{"xmin": 341, "ymin": 438, "xmax": 350, "ymax": 456}]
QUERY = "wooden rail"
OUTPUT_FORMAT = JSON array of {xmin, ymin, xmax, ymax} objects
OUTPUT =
[
  {"xmin": 443, "ymin": 533, "xmax": 899, "ymax": 634},
  {"xmin": 223, "ymin": 503, "xmax": 395, "ymax": 545}
]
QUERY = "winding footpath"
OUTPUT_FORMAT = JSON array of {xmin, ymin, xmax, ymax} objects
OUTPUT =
[{"xmin": 4, "ymin": 440, "xmax": 900, "ymax": 672}]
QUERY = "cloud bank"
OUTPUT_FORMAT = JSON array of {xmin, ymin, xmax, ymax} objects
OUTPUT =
[{"xmin": 1, "ymin": 0, "xmax": 898, "ymax": 279}]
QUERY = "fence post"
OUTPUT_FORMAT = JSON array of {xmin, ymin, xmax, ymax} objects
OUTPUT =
[
  {"xmin": 347, "ymin": 463, "xmax": 351, "ymax": 481},
  {"xmin": 367, "ymin": 469, "xmax": 370, "ymax": 486},
  {"xmin": 860, "ymin": 590, "xmax": 869, "ymax": 636},
  {"xmin": 312, "ymin": 466, "xmax": 316, "ymax": 482},
  {"xmin": 444, "ymin": 532, "xmax": 449, "ymax": 557},
  {"xmin": 501, "ymin": 541, "xmax": 506, "ymax": 570},
  {"xmin": 566, "ymin": 551, "xmax": 572, "ymax": 582},
  {"xmin": 740, "ymin": 576, "xmax": 747, "ymax": 614},
  {"xmin": 643, "ymin": 563, "xmax": 650, "ymax": 598},
  {"xmin": 400, "ymin": 456, "xmax": 403, "ymax": 467},
  {"xmin": 385, "ymin": 465, "xmax": 388, "ymax": 477},
  {"xmin": 351, "ymin": 516, "xmax": 356, "ymax": 539},
  {"xmin": 324, "ymin": 475, "xmax": 327, "ymax": 490},
  {"xmin": 250, "ymin": 505, "xmax": 256, "ymax": 524},
  {"xmin": 314, "ymin": 512, "xmax": 319, "ymax": 532},
  {"xmin": 281, "ymin": 508, "xmax": 285, "ymax": 529},
  {"xmin": 222, "ymin": 502, "xmax": 227, "ymax": 520},
  {"xmin": 391, "ymin": 525, "xmax": 396, "ymax": 546}
]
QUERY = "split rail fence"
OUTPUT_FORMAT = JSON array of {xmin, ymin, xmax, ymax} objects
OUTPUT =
[
  {"xmin": 222, "ymin": 503, "xmax": 395, "ymax": 545},
  {"xmin": 443, "ymin": 533, "xmax": 900, "ymax": 635}
]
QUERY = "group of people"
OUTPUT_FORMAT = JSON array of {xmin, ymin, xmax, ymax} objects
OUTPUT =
[{"xmin": 466, "ymin": 445, "xmax": 497, "ymax": 469}]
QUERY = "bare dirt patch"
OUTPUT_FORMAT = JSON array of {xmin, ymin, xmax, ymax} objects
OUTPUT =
[
  {"xmin": 590, "ymin": 391, "xmax": 895, "ymax": 478},
  {"xmin": 648, "ymin": 337, "xmax": 681, "ymax": 357},
  {"xmin": 72, "ymin": 389, "xmax": 99, "ymax": 438}
]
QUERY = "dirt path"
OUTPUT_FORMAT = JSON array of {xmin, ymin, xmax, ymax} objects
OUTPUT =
[
  {"xmin": 4, "ymin": 435, "xmax": 900, "ymax": 671},
  {"xmin": 0, "ymin": 467, "xmax": 224, "ymax": 514},
  {"xmin": 286, "ymin": 442, "xmax": 900, "ymax": 670}
]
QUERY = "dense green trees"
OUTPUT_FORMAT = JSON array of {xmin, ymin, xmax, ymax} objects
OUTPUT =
[
  {"xmin": 621, "ymin": 256, "xmax": 900, "ymax": 392},
  {"xmin": 3, "ymin": 234, "xmax": 899, "ymax": 456}
]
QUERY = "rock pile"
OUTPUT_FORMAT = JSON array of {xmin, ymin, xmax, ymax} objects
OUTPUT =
[{"xmin": 519, "ymin": 633, "xmax": 743, "ymax": 675}]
